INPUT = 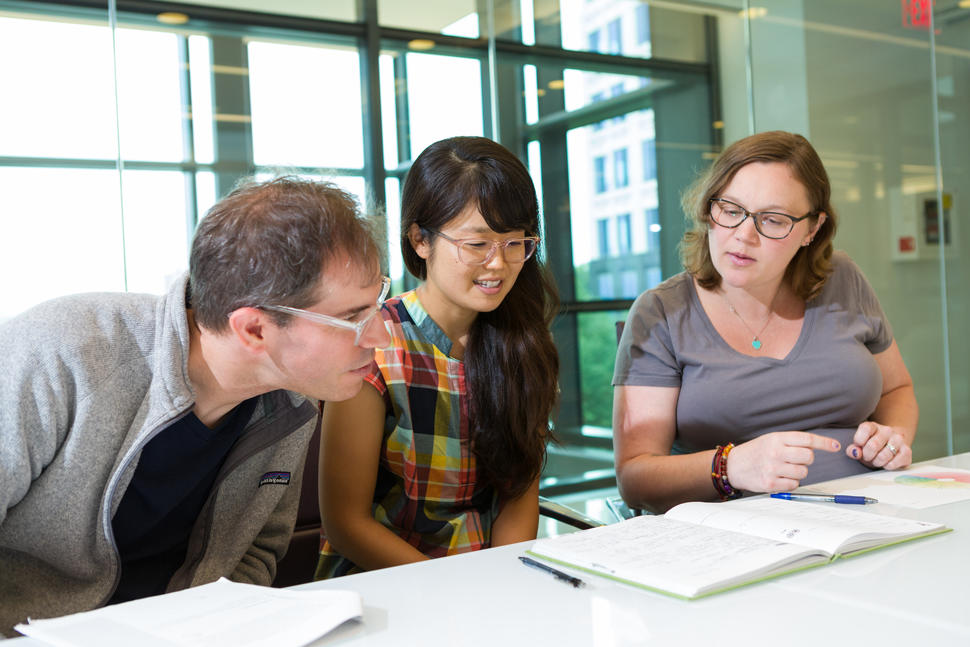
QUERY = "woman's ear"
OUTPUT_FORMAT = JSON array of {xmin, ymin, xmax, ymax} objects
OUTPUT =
[
  {"xmin": 408, "ymin": 223, "xmax": 432, "ymax": 260},
  {"xmin": 804, "ymin": 212, "xmax": 827, "ymax": 246}
]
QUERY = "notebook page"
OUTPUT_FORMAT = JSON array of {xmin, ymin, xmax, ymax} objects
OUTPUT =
[
  {"xmin": 666, "ymin": 498, "xmax": 944, "ymax": 555},
  {"xmin": 529, "ymin": 515, "xmax": 820, "ymax": 598}
]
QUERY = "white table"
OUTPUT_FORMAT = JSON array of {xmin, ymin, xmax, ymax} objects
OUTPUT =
[
  {"xmin": 299, "ymin": 453, "xmax": 970, "ymax": 646},
  {"xmin": 10, "ymin": 454, "xmax": 970, "ymax": 645}
]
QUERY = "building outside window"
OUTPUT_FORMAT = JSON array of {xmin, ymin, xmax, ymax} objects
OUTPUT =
[
  {"xmin": 616, "ymin": 213, "xmax": 631, "ymax": 254},
  {"xmin": 593, "ymin": 155, "xmax": 607, "ymax": 193},
  {"xmin": 613, "ymin": 148, "xmax": 628, "ymax": 188},
  {"xmin": 596, "ymin": 218, "xmax": 610, "ymax": 258},
  {"xmin": 642, "ymin": 138, "xmax": 656, "ymax": 181},
  {"xmin": 636, "ymin": 4, "xmax": 650, "ymax": 45},
  {"xmin": 606, "ymin": 17, "xmax": 621, "ymax": 54}
]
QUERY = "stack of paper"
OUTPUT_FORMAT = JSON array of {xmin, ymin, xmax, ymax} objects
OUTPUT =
[{"xmin": 15, "ymin": 578, "xmax": 361, "ymax": 647}]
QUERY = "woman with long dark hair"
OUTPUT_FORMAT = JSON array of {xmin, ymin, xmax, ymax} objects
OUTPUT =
[{"xmin": 315, "ymin": 136, "xmax": 559, "ymax": 578}]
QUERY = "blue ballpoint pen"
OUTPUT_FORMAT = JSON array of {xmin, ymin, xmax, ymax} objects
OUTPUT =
[{"xmin": 770, "ymin": 492, "xmax": 878, "ymax": 505}]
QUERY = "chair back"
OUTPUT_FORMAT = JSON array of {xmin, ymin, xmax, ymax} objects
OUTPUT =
[{"xmin": 272, "ymin": 413, "xmax": 322, "ymax": 587}]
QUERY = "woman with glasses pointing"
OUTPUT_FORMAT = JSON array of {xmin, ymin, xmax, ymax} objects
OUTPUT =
[
  {"xmin": 613, "ymin": 131, "xmax": 917, "ymax": 513},
  {"xmin": 315, "ymin": 136, "xmax": 560, "ymax": 578}
]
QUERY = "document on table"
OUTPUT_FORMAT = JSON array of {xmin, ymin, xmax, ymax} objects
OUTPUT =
[
  {"xmin": 14, "ymin": 578, "xmax": 361, "ymax": 647},
  {"xmin": 807, "ymin": 465, "xmax": 970, "ymax": 509},
  {"xmin": 527, "ymin": 498, "xmax": 946, "ymax": 599}
]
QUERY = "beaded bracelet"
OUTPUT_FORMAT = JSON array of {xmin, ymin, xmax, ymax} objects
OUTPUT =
[{"xmin": 711, "ymin": 443, "xmax": 742, "ymax": 500}]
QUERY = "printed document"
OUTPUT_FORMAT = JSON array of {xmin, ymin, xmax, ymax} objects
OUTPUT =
[{"xmin": 15, "ymin": 578, "xmax": 361, "ymax": 647}]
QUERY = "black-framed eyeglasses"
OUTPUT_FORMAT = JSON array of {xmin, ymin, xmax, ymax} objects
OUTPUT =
[
  {"xmin": 709, "ymin": 197, "xmax": 816, "ymax": 240},
  {"xmin": 432, "ymin": 230, "xmax": 540, "ymax": 265}
]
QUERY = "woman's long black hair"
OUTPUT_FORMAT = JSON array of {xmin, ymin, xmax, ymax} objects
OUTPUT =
[{"xmin": 400, "ymin": 136, "xmax": 560, "ymax": 500}]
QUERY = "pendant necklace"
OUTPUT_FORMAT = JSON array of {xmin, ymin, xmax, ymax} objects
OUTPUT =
[{"xmin": 724, "ymin": 293, "xmax": 777, "ymax": 351}]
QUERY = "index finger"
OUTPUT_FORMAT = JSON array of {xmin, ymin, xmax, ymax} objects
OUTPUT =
[{"xmin": 785, "ymin": 431, "xmax": 841, "ymax": 453}]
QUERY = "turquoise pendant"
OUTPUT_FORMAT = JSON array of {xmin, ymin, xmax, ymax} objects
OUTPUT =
[{"xmin": 751, "ymin": 339, "xmax": 762, "ymax": 350}]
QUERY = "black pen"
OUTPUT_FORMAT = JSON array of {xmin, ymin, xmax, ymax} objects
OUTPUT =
[{"xmin": 518, "ymin": 555, "xmax": 586, "ymax": 588}]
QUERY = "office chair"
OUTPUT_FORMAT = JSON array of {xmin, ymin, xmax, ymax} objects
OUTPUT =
[
  {"xmin": 610, "ymin": 319, "xmax": 646, "ymax": 520},
  {"xmin": 272, "ymin": 414, "xmax": 325, "ymax": 588}
]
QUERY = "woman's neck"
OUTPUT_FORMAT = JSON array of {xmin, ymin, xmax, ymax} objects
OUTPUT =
[
  {"xmin": 713, "ymin": 275, "xmax": 809, "ymax": 326},
  {"xmin": 414, "ymin": 283, "xmax": 477, "ymax": 359}
]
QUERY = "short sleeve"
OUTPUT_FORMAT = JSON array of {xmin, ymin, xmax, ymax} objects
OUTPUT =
[
  {"xmin": 612, "ymin": 285, "xmax": 683, "ymax": 388},
  {"xmin": 824, "ymin": 252, "xmax": 894, "ymax": 354}
]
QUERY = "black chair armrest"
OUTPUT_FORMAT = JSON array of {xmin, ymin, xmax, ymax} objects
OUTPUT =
[{"xmin": 538, "ymin": 496, "xmax": 605, "ymax": 530}]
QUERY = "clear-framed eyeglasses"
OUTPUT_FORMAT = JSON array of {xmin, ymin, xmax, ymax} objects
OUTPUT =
[
  {"xmin": 259, "ymin": 276, "xmax": 391, "ymax": 345},
  {"xmin": 432, "ymin": 230, "xmax": 540, "ymax": 265},
  {"xmin": 708, "ymin": 197, "xmax": 816, "ymax": 240}
]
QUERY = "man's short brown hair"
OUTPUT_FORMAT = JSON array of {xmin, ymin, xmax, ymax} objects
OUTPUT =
[{"xmin": 189, "ymin": 176, "xmax": 381, "ymax": 332}]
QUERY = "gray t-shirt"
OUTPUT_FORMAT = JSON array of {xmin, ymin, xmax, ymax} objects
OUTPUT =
[{"xmin": 613, "ymin": 251, "xmax": 893, "ymax": 484}]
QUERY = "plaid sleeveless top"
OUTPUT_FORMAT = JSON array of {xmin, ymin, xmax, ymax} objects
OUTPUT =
[{"xmin": 316, "ymin": 291, "xmax": 499, "ymax": 579}]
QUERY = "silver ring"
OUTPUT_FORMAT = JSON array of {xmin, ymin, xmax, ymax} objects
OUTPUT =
[{"xmin": 887, "ymin": 441, "xmax": 899, "ymax": 456}]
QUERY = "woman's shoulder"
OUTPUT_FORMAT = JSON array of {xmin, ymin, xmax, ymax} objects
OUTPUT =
[
  {"xmin": 819, "ymin": 250, "xmax": 871, "ymax": 297},
  {"xmin": 377, "ymin": 290, "xmax": 455, "ymax": 359},
  {"xmin": 631, "ymin": 271, "xmax": 693, "ymax": 316},
  {"xmin": 380, "ymin": 291, "xmax": 413, "ymax": 324},
  {"xmin": 829, "ymin": 249, "xmax": 857, "ymax": 273}
]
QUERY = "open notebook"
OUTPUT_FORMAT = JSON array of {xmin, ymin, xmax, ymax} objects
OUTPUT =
[{"xmin": 527, "ymin": 497, "xmax": 948, "ymax": 600}]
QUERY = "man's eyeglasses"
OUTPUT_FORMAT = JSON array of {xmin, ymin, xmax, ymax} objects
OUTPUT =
[
  {"xmin": 259, "ymin": 276, "xmax": 391, "ymax": 345},
  {"xmin": 432, "ymin": 230, "xmax": 539, "ymax": 266},
  {"xmin": 709, "ymin": 197, "xmax": 816, "ymax": 240}
]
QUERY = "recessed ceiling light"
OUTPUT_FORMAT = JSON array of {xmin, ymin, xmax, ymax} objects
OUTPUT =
[
  {"xmin": 548, "ymin": 79, "xmax": 565, "ymax": 90},
  {"xmin": 408, "ymin": 39, "xmax": 436, "ymax": 51},
  {"xmin": 157, "ymin": 12, "xmax": 189, "ymax": 25},
  {"xmin": 739, "ymin": 7, "xmax": 768, "ymax": 19}
]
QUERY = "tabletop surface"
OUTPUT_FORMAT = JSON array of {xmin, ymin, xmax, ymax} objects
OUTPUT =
[
  {"xmin": 298, "ymin": 452, "xmax": 970, "ymax": 646},
  {"xmin": 10, "ymin": 454, "xmax": 970, "ymax": 646}
]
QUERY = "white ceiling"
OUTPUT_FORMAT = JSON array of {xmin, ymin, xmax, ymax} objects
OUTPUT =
[{"xmin": 161, "ymin": 0, "xmax": 476, "ymax": 32}]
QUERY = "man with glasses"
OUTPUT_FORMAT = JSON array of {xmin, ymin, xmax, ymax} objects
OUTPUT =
[{"xmin": 0, "ymin": 176, "xmax": 390, "ymax": 634}]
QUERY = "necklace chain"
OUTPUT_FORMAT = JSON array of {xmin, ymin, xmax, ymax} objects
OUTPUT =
[{"xmin": 724, "ymin": 295, "xmax": 775, "ymax": 351}]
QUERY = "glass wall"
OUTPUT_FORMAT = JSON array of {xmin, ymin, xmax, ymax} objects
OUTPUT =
[
  {"xmin": 1, "ymin": 0, "xmax": 967, "ymax": 493},
  {"xmin": 735, "ymin": 0, "xmax": 969, "ymax": 459}
]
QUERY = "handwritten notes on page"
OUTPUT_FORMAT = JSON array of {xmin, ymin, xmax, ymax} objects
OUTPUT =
[{"xmin": 15, "ymin": 578, "xmax": 361, "ymax": 647}]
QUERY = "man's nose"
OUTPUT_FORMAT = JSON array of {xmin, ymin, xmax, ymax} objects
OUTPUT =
[{"xmin": 360, "ymin": 315, "xmax": 391, "ymax": 349}]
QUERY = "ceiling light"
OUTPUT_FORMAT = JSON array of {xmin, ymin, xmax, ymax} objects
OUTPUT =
[
  {"xmin": 408, "ymin": 39, "xmax": 436, "ymax": 51},
  {"xmin": 739, "ymin": 7, "xmax": 768, "ymax": 19},
  {"xmin": 156, "ymin": 12, "xmax": 189, "ymax": 25},
  {"xmin": 548, "ymin": 79, "xmax": 565, "ymax": 90}
]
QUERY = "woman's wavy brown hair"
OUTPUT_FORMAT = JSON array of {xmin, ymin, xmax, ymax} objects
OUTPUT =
[
  {"xmin": 680, "ymin": 131, "xmax": 837, "ymax": 300},
  {"xmin": 401, "ymin": 136, "xmax": 560, "ymax": 501}
]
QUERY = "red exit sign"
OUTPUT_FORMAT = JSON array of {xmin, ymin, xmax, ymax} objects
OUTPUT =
[{"xmin": 901, "ymin": 0, "xmax": 934, "ymax": 30}]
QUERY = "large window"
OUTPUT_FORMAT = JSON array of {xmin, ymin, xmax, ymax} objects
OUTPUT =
[
  {"xmin": 6, "ymin": 0, "xmax": 965, "ymax": 497},
  {"xmin": 0, "ymin": 0, "xmax": 721, "ymax": 491}
]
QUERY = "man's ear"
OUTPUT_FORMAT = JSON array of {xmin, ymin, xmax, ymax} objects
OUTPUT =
[
  {"xmin": 408, "ymin": 223, "xmax": 432, "ymax": 260},
  {"xmin": 227, "ymin": 307, "xmax": 269, "ymax": 353}
]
